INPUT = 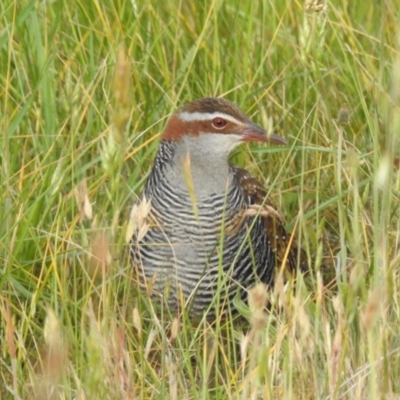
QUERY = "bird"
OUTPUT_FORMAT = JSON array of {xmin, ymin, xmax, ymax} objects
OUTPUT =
[{"xmin": 130, "ymin": 97, "xmax": 307, "ymax": 316}]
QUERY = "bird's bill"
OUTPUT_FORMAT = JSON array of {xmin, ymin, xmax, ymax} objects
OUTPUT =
[
  {"xmin": 265, "ymin": 132, "xmax": 288, "ymax": 145},
  {"xmin": 240, "ymin": 121, "xmax": 287, "ymax": 145}
]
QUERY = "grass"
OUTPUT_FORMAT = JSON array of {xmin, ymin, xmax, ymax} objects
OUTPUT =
[{"xmin": 1, "ymin": 0, "xmax": 400, "ymax": 398}]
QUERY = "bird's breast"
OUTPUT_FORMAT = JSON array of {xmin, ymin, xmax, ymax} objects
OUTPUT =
[{"xmin": 130, "ymin": 166, "xmax": 273, "ymax": 314}]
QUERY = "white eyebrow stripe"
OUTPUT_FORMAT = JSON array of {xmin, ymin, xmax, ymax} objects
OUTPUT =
[{"xmin": 178, "ymin": 111, "xmax": 244, "ymax": 125}]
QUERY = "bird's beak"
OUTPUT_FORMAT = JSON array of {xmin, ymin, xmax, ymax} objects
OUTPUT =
[{"xmin": 240, "ymin": 121, "xmax": 287, "ymax": 145}]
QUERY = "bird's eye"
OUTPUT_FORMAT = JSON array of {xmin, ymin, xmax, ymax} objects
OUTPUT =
[{"xmin": 212, "ymin": 117, "xmax": 227, "ymax": 129}]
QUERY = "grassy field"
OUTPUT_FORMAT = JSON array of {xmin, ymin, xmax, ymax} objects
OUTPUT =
[{"xmin": 1, "ymin": 0, "xmax": 400, "ymax": 398}]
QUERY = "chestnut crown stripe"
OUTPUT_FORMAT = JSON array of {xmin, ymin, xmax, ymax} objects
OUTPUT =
[{"xmin": 178, "ymin": 111, "xmax": 245, "ymax": 125}]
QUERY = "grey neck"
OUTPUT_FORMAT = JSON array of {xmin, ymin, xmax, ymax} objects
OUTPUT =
[{"xmin": 164, "ymin": 134, "xmax": 237, "ymax": 198}]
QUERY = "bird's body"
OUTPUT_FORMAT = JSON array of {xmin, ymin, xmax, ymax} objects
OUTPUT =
[{"xmin": 130, "ymin": 98, "xmax": 306, "ymax": 315}]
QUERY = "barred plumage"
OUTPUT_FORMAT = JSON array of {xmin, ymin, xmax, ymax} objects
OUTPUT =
[{"xmin": 130, "ymin": 98, "xmax": 307, "ymax": 316}]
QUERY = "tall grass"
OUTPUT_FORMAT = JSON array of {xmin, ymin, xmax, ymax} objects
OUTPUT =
[{"xmin": 1, "ymin": 0, "xmax": 399, "ymax": 398}]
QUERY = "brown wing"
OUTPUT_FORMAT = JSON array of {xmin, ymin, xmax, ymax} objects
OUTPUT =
[{"xmin": 230, "ymin": 164, "xmax": 308, "ymax": 275}]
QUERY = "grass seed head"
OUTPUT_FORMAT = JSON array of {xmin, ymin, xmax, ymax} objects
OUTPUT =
[{"xmin": 336, "ymin": 103, "xmax": 351, "ymax": 126}]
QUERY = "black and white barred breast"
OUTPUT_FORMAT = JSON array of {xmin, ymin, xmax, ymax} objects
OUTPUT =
[{"xmin": 130, "ymin": 141, "xmax": 276, "ymax": 315}]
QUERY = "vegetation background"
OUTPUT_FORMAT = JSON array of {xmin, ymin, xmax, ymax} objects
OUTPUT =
[{"xmin": 1, "ymin": 0, "xmax": 400, "ymax": 398}]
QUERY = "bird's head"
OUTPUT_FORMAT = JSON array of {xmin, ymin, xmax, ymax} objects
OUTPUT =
[{"xmin": 161, "ymin": 97, "xmax": 287, "ymax": 155}]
